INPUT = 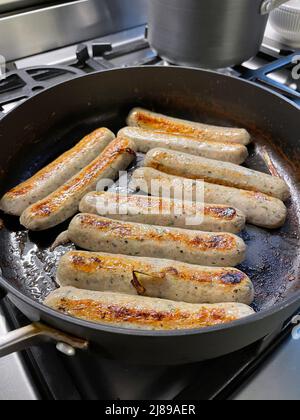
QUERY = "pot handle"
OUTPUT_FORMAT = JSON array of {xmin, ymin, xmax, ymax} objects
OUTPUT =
[
  {"xmin": 261, "ymin": 0, "xmax": 289, "ymax": 14},
  {"xmin": 0, "ymin": 322, "xmax": 89, "ymax": 358}
]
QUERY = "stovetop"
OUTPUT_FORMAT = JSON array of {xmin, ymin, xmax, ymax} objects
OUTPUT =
[
  {"xmin": 1, "ymin": 25, "xmax": 300, "ymax": 114},
  {"xmin": 0, "ymin": 25, "xmax": 299, "ymax": 401}
]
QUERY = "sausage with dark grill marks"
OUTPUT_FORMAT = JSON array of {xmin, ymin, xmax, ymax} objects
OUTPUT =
[
  {"xmin": 118, "ymin": 127, "xmax": 249, "ymax": 164},
  {"xmin": 20, "ymin": 137, "xmax": 137, "ymax": 231},
  {"xmin": 130, "ymin": 167, "xmax": 287, "ymax": 229},
  {"xmin": 127, "ymin": 108, "xmax": 251, "ymax": 145},
  {"xmin": 0, "ymin": 128, "xmax": 115, "ymax": 216},
  {"xmin": 144, "ymin": 148, "xmax": 290, "ymax": 200},
  {"xmin": 67, "ymin": 213, "xmax": 247, "ymax": 267},
  {"xmin": 79, "ymin": 191, "xmax": 246, "ymax": 233},
  {"xmin": 57, "ymin": 251, "xmax": 254, "ymax": 305},
  {"xmin": 45, "ymin": 286, "xmax": 255, "ymax": 331}
]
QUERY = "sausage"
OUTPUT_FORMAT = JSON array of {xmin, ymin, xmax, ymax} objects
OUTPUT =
[
  {"xmin": 130, "ymin": 168, "xmax": 287, "ymax": 229},
  {"xmin": 57, "ymin": 251, "xmax": 255, "ymax": 305},
  {"xmin": 144, "ymin": 148, "xmax": 290, "ymax": 201},
  {"xmin": 44, "ymin": 286, "xmax": 255, "ymax": 331},
  {"xmin": 79, "ymin": 191, "xmax": 246, "ymax": 233},
  {"xmin": 118, "ymin": 127, "xmax": 249, "ymax": 164},
  {"xmin": 20, "ymin": 137, "xmax": 137, "ymax": 231},
  {"xmin": 0, "ymin": 128, "xmax": 115, "ymax": 216},
  {"xmin": 67, "ymin": 213, "xmax": 247, "ymax": 267},
  {"xmin": 127, "ymin": 108, "xmax": 251, "ymax": 145}
]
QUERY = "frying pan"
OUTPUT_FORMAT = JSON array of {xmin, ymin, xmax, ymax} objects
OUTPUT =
[{"xmin": 0, "ymin": 67, "xmax": 299, "ymax": 365}]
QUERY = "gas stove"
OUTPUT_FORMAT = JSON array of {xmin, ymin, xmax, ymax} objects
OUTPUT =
[
  {"xmin": 1, "ymin": 23, "xmax": 300, "ymax": 114},
  {"xmin": 0, "ymin": 20, "xmax": 299, "ymax": 400}
]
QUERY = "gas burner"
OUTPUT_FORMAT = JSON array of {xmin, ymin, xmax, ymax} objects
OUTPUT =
[{"xmin": 0, "ymin": 35, "xmax": 160, "ymax": 116}]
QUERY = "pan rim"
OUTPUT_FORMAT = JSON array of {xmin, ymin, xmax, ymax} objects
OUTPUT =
[
  {"xmin": 0, "ymin": 65, "xmax": 299, "ymax": 123},
  {"xmin": 1, "ymin": 274, "xmax": 300, "ymax": 337},
  {"xmin": 0, "ymin": 65, "xmax": 299, "ymax": 337}
]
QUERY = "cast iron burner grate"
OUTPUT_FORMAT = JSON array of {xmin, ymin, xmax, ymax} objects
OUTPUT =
[
  {"xmin": 0, "ymin": 38, "xmax": 162, "ymax": 116},
  {"xmin": 0, "ymin": 66, "xmax": 85, "ymax": 117},
  {"xmin": 1, "ymin": 42, "xmax": 299, "ymax": 117},
  {"xmin": 238, "ymin": 51, "xmax": 300, "ymax": 106}
]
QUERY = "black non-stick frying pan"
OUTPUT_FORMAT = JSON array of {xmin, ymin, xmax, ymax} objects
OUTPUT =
[{"xmin": 0, "ymin": 67, "xmax": 299, "ymax": 365}]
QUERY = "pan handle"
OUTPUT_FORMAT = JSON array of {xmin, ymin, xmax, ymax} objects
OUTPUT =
[
  {"xmin": 0, "ymin": 322, "xmax": 89, "ymax": 358},
  {"xmin": 261, "ymin": 0, "xmax": 288, "ymax": 14}
]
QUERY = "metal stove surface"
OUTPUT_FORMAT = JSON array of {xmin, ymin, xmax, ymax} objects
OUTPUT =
[{"xmin": 0, "ymin": 25, "xmax": 299, "ymax": 401}]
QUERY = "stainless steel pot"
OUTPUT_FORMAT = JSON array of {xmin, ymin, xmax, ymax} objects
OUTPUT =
[{"xmin": 147, "ymin": 0, "xmax": 288, "ymax": 68}]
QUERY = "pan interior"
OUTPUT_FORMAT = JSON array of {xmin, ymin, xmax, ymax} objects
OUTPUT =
[{"xmin": 0, "ymin": 70, "xmax": 299, "ymax": 314}]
